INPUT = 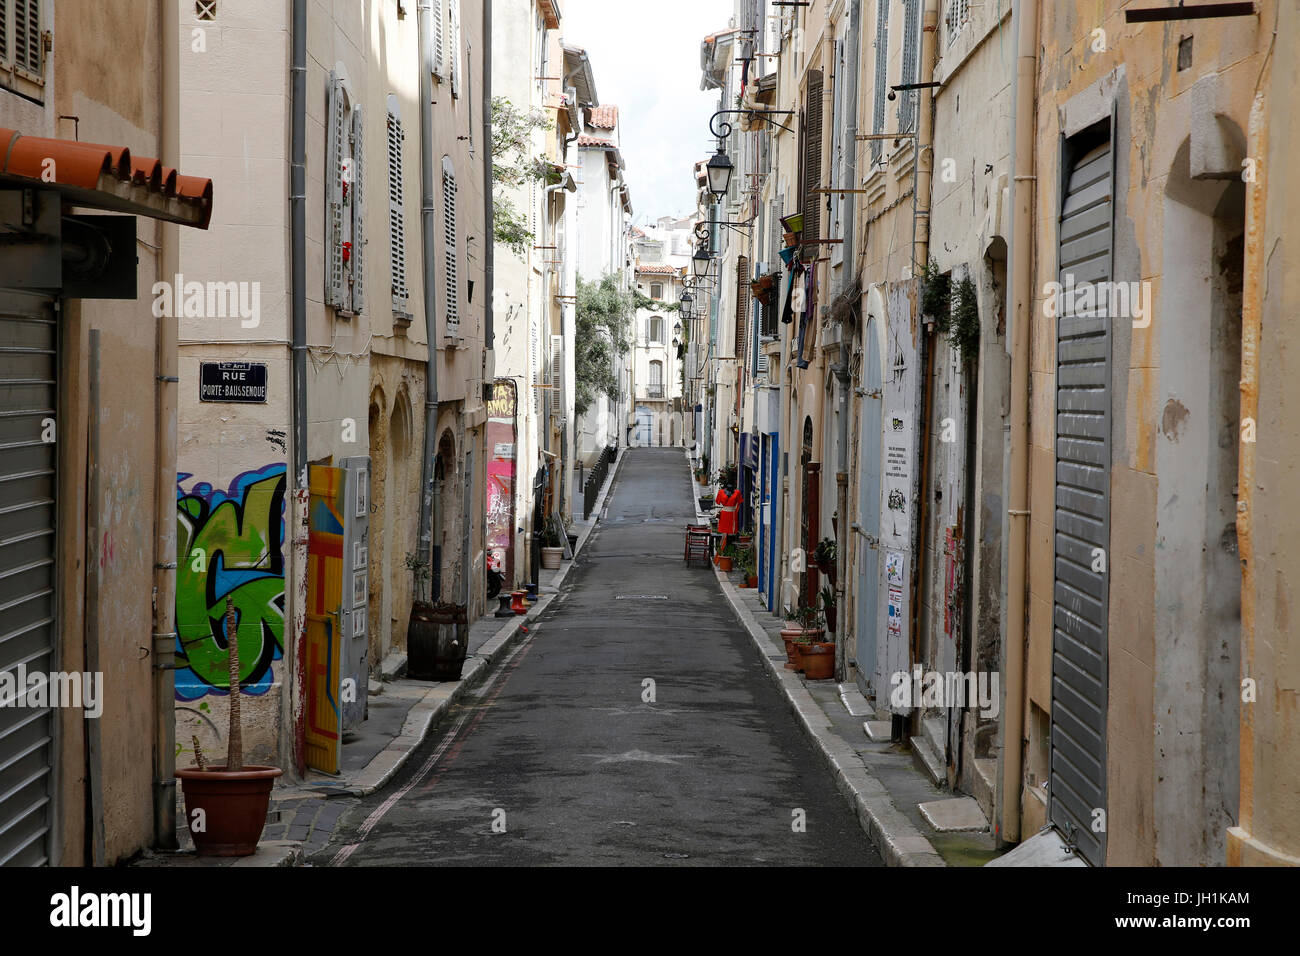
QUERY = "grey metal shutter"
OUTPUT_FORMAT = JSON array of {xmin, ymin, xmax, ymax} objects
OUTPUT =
[
  {"xmin": 325, "ymin": 73, "xmax": 347, "ymax": 308},
  {"xmin": 871, "ymin": 0, "xmax": 889, "ymax": 164},
  {"xmin": 432, "ymin": 0, "xmax": 445, "ymax": 80},
  {"xmin": 0, "ymin": 291, "xmax": 57, "ymax": 866},
  {"xmin": 387, "ymin": 103, "xmax": 409, "ymax": 313},
  {"xmin": 899, "ymin": 0, "xmax": 921, "ymax": 134},
  {"xmin": 1051, "ymin": 134, "xmax": 1113, "ymax": 866},
  {"xmin": 549, "ymin": 335, "xmax": 563, "ymax": 415},
  {"xmin": 350, "ymin": 107, "xmax": 365, "ymax": 314},
  {"xmin": 442, "ymin": 157, "xmax": 459, "ymax": 337}
]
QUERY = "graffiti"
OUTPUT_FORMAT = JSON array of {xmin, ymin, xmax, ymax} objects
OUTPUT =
[
  {"xmin": 175, "ymin": 465, "xmax": 286, "ymax": 700},
  {"xmin": 888, "ymin": 488, "xmax": 906, "ymax": 512}
]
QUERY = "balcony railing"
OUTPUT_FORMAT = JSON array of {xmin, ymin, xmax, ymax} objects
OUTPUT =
[{"xmin": 646, "ymin": 385, "xmax": 665, "ymax": 399}]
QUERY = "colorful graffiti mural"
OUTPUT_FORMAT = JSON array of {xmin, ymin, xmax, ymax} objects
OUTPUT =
[
  {"xmin": 175, "ymin": 465, "xmax": 287, "ymax": 700},
  {"xmin": 486, "ymin": 381, "xmax": 518, "ymax": 583}
]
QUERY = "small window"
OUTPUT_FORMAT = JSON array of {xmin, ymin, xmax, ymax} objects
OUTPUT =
[
  {"xmin": 649, "ymin": 317, "xmax": 663, "ymax": 344},
  {"xmin": 650, "ymin": 283, "xmax": 663, "ymax": 300},
  {"xmin": 946, "ymin": 0, "xmax": 970, "ymax": 46}
]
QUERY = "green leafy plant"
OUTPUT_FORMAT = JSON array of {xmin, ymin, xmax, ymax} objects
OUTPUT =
[
  {"xmin": 491, "ymin": 96, "xmax": 556, "ymax": 258},
  {"xmin": 791, "ymin": 598, "xmax": 824, "ymax": 638},
  {"xmin": 575, "ymin": 274, "xmax": 633, "ymax": 417},
  {"xmin": 819, "ymin": 583, "xmax": 837, "ymax": 612},
  {"xmin": 920, "ymin": 256, "xmax": 951, "ymax": 322},
  {"xmin": 540, "ymin": 523, "xmax": 563, "ymax": 548},
  {"xmin": 736, "ymin": 544, "xmax": 757, "ymax": 577},
  {"xmin": 715, "ymin": 463, "xmax": 738, "ymax": 489},
  {"xmin": 404, "ymin": 550, "xmax": 431, "ymax": 605},
  {"xmin": 813, "ymin": 536, "xmax": 837, "ymax": 568},
  {"xmin": 949, "ymin": 275, "xmax": 981, "ymax": 361}
]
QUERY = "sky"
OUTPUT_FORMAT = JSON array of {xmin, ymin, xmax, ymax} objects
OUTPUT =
[{"xmin": 559, "ymin": 0, "xmax": 732, "ymax": 224}]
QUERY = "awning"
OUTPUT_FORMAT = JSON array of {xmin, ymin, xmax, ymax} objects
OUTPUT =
[{"xmin": 0, "ymin": 128, "xmax": 213, "ymax": 229}]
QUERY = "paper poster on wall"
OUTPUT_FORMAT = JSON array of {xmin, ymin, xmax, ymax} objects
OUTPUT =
[
  {"xmin": 887, "ymin": 585, "xmax": 904, "ymax": 641},
  {"xmin": 882, "ymin": 411, "xmax": 912, "ymax": 546},
  {"xmin": 885, "ymin": 549, "xmax": 905, "ymax": 587}
]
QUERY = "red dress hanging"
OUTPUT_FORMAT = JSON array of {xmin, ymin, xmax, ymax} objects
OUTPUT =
[{"xmin": 715, "ymin": 488, "xmax": 742, "ymax": 535}]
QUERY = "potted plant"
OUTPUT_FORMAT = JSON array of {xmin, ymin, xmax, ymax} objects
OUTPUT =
[
  {"xmin": 716, "ymin": 542, "xmax": 737, "ymax": 572},
  {"xmin": 736, "ymin": 544, "xmax": 757, "ymax": 587},
  {"xmin": 793, "ymin": 599, "xmax": 834, "ymax": 680},
  {"xmin": 540, "ymin": 523, "xmax": 564, "ymax": 570},
  {"xmin": 175, "ymin": 596, "xmax": 283, "ymax": 856},
  {"xmin": 779, "ymin": 599, "xmax": 824, "ymax": 671},
  {"xmin": 820, "ymin": 583, "xmax": 838, "ymax": 635},
  {"xmin": 715, "ymin": 463, "xmax": 738, "ymax": 490},
  {"xmin": 813, "ymin": 536, "xmax": 837, "ymax": 584}
]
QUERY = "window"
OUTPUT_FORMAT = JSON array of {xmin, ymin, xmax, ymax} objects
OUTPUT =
[
  {"xmin": 326, "ymin": 71, "xmax": 365, "ymax": 314},
  {"xmin": 0, "ymin": 0, "xmax": 45, "ymax": 100},
  {"xmin": 387, "ymin": 96, "xmax": 409, "ymax": 315},
  {"xmin": 441, "ymin": 156, "xmax": 459, "ymax": 337},
  {"xmin": 946, "ymin": 0, "xmax": 970, "ymax": 46},
  {"xmin": 899, "ymin": 0, "xmax": 921, "ymax": 134},
  {"xmin": 649, "ymin": 361, "xmax": 664, "ymax": 398},
  {"xmin": 650, "ymin": 283, "xmax": 663, "ymax": 300},
  {"xmin": 870, "ymin": 0, "xmax": 889, "ymax": 164},
  {"xmin": 649, "ymin": 317, "xmax": 663, "ymax": 345}
]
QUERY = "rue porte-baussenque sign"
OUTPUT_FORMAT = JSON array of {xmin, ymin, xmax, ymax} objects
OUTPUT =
[{"xmin": 199, "ymin": 362, "xmax": 268, "ymax": 403}]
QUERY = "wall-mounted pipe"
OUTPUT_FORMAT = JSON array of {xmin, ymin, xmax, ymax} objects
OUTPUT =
[{"xmin": 416, "ymin": 0, "xmax": 442, "ymax": 574}]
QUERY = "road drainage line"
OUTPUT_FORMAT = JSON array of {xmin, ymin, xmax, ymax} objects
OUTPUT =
[{"xmin": 330, "ymin": 628, "xmax": 538, "ymax": 866}]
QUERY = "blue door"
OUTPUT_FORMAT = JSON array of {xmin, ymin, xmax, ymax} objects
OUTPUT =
[{"xmin": 855, "ymin": 318, "xmax": 882, "ymax": 698}]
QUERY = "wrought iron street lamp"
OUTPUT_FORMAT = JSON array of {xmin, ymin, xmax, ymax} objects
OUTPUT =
[
  {"xmin": 705, "ymin": 147, "xmax": 734, "ymax": 199},
  {"xmin": 692, "ymin": 245, "xmax": 711, "ymax": 279}
]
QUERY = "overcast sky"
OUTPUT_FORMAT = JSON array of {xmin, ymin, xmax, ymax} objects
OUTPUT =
[{"xmin": 560, "ymin": 0, "xmax": 732, "ymax": 224}]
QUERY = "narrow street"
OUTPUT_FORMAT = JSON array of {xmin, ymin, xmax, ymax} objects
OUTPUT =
[{"xmin": 319, "ymin": 448, "xmax": 882, "ymax": 866}]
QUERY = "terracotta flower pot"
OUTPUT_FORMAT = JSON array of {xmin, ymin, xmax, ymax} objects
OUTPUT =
[
  {"xmin": 716, "ymin": 555, "xmax": 733, "ymax": 571},
  {"xmin": 176, "ymin": 765, "xmax": 283, "ymax": 857},
  {"xmin": 800, "ymin": 642, "xmax": 835, "ymax": 680}
]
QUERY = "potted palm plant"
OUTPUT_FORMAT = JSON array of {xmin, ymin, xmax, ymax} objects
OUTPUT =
[
  {"xmin": 736, "ymin": 544, "xmax": 757, "ymax": 588},
  {"xmin": 779, "ymin": 599, "xmax": 823, "ymax": 671},
  {"xmin": 715, "ymin": 542, "xmax": 737, "ymax": 572},
  {"xmin": 175, "ymin": 596, "xmax": 282, "ymax": 856},
  {"xmin": 820, "ymin": 583, "xmax": 838, "ymax": 635}
]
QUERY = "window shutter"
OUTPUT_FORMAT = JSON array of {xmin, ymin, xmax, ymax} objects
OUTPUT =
[
  {"xmin": 442, "ymin": 158, "xmax": 460, "ymax": 337},
  {"xmin": 433, "ymin": 0, "xmax": 445, "ymax": 79},
  {"xmin": 11, "ymin": 0, "xmax": 41, "ymax": 75},
  {"xmin": 350, "ymin": 106, "xmax": 366, "ymax": 314},
  {"xmin": 871, "ymin": 2, "xmax": 889, "ymax": 164},
  {"xmin": 802, "ymin": 71, "xmax": 823, "ymax": 261},
  {"xmin": 387, "ymin": 105, "xmax": 409, "ymax": 313},
  {"xmin": 450, "ymin": 0, "xmax": 462, "ymax": 98},
  {"xmin": 769, "ymin": 199, "xmax": 782, "ymax": 265},
  {"xmin": 735, "ymin": 255, "xmax": 750, "ymax": 361},
  {"xmin": 326, "ymin": 72, "xmax": 347, "ymax": 309},
  {"xmin": 899, "ymin": 0, "xmax": 921, "ymax": 134},
  {"xmin": 549, "ymin": 334, "xmax": 563, "ymax": 415}
]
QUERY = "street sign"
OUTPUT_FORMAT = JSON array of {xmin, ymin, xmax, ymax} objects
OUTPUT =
[{"xmin": 199, "ymin": 362, "xmax": 268, "ymax": 403}]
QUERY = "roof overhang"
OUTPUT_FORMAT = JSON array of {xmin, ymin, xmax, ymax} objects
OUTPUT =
[
  {"xmin": 562, "ymin": 45, "xmax": 597, "ymax": 107},
  {"xmin": 0, "ymin": 128, "xmax": 213, "ymax": 228},
  {"xmin": 538, "ymin": 0, "xmax": 560, "ymax": 30}
]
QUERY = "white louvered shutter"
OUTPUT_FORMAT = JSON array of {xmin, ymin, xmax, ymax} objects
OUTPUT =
[
  {"xmin": 350, "ymin": 107, "xmax": 366, "ymax": 314},
  {"xmin": 450, "ymin": 0, "xmax": 462, "ymax": 98},
  {"xmin": 550, "ymin": 335, "xmax": 563, "ymax": 415},
  {"xmin": 326, "ymin": 72, "xmax": 347, "ymax": 308},
  {"xmin": 387, "ymin": 105, "xmax": 409, "ymax": 313},
  {"xmin": 442, "ymin": 159, "xmax": 459, "ymax": 337},
  {"xmin": 899, "ymin": 0, "xmax": 921, "ymax": 134},
  {"xmin": 433, "ymin": 0, "xmax": 445, "ymax": 80}
]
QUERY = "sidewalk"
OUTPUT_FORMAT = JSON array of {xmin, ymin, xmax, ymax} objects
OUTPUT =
[
  {"xmin": 140, "ymin": 447, "xmax": 628, "ymax": 867},
  {"xmin": 692, "ymin": 451, "xmax": 1002, "ymax": 867}
]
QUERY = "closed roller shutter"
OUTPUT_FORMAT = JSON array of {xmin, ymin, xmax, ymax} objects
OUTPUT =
[
  {"xmin": 0, "ymin": 290, "xmax": 57, "ymax": 866},
  {"xmin": 1051, "ymin": 131, "xmax": 1113, "ymax": 866}
]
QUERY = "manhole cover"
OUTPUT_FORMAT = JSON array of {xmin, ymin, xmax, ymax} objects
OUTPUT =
[{"xmin": 616, "ymin": 594, "xmax": 669, "ymax": 600}]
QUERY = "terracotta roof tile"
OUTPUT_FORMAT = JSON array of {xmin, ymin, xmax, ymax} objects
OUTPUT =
[
  {"xmin": 0, "ymin": 128, "xmax": 213, "ymax": 228},
  {"xmin": 577, "ymin": 134, "xmax": 613, "ymax": 147},
  {"xmin": 587, "ymin": 105, "xmax": 618, "ymax": 129},
  {"xmin": 636, "ymin": 263, "xmax": 680, "ymax": 275}
]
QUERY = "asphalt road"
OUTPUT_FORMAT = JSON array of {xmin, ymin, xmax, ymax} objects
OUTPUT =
[{"xmin": 319, "ymin": 447, "xmax": 882, "ymax": 866}]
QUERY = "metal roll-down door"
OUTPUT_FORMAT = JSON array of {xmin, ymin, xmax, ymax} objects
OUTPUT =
[
  {"xmin": 0, "ymin": 290, "xmax": 57, "ymax": 866},
  {"xmin": 1051, "ymin": 132, "xmax": 1113, "ymax": 866}
]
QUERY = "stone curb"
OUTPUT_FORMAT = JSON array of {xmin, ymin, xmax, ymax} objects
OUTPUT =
[
  {"xmin": 322, "ymin": 446, "xmax": 627, "ymax": 800},
  {"xmin": 710, "ymin": 532, "xmax": 945, "ymax": 867}
]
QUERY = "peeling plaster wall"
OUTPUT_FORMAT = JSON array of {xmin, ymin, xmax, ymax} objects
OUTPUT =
[{"xmin": 1029, "ymin": 1, "xmax": 1273, "ymax": 865}]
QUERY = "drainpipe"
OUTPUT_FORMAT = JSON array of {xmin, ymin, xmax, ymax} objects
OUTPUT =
[
  {"xmin": 1000, "ymin": 0, "xmax": 1037, "ymax": 847},
  {"xmin": 841, "ymin": 0, "xmax": 862, "ymax": 280},
  {"xmin": 291, "ymin": 0, "xmax": 307, "ymax": 481},
  {"xmin": 152, "ymin": 0, "xmax": 180, "ymax": 851},
  {"xmin": 416, "ymin": 0, "xmax": 442, "ymax": 574},
  {"xmin": 483, "ymin": 0, "xmax": 494, "ymax": 356},
  {"xmin": 906, "ymin": 0, "xmax": 939, "ymax": 735}
]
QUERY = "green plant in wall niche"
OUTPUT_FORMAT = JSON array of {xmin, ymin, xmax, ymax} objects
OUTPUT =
[
  {"xmin": 950, "ymin": 275, "xmax": 981, "ymax": 361},
  {"xmin": 920, "ymin": 257, "xmax": 951, "ymax": 322}
]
